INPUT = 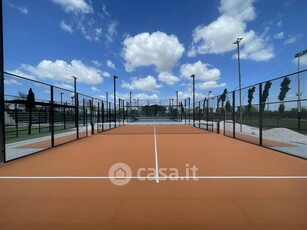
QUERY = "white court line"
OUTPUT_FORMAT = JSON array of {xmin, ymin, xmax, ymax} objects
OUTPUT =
[
  {"xmin": 153, "ymin": 125, "xmax": 159, "ymax": 183},
  {"xmin": 0, "ymin": 176, "xmax": 307, "ymax": 179}
]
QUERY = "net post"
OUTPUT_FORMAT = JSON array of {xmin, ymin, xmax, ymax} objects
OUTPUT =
[
  {"xmin": 259, "ymin": 83, "xmax": 263, "ymax": 146},
  {"xmin": 0, "ymin": 0, "xmax": 5, "ymax": 163},
  {"xmin": 232, "ymin": 91, "xmax": 236, "ymax": 138}
]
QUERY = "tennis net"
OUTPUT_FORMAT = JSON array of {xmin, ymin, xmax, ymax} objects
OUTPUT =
[{"xmin": 97, "ymin": 121, "xmax": 213, "ymax": 135}]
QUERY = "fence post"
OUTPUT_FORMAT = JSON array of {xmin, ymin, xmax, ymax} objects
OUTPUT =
[
  {"xmin": 97, "ymin": 102, "xmax": 100, "ymax": 123},
  {"xmin": 102, "ymin": 101, "xmax": 104, "ymax": 123},
  {"xmin": 76, "ymin": 93, "xmax": 79, "ymax": 139},
  {"xmin": 0, "ymin": 0, "xmax": 5, "ymax": 163},
  {"xmin": 38, "ymin": 109, "xmax": 41, "ymax": 133},
  {"xmin": 184, "ymin": 99, "xmax": 186, "ymax": 123},
  {"xmin": 188, "ymin": 97, "xmax": 190, "ymax": 124},
  {"xmin": 90, "ymin": 98, "xmax": 94, "ymax": 135},
  {"xmin": 198, "ymin": 101, "xmax": 201, "ymax": 127},
  {"xmin": 122, "ymin": 99, "xmax": 124, "ymax": 124},
  {"xmin": 63, "ymin": 103, "xmax": 66, "ymax": 129},
  {"xmin": 206, "ymin": 98, "xmax": 209, "ymax": 130},
  {"xmin": 83, "ymin": 98, "xmax": 85, "ymax": 126},
  {"xmin": 28, "ymin": 105, "xmax": 32, "ymax": 135},
  {"xmin": 50, "ymin": 86, "xmax": 54, "ymax": 147},
  {"xmin": 232, "ymin": 91, "xmax": 236, "ymax": 139},
  {"xmin": 259, "ymin": 83, "xmax": 263, "ymax": 146},
  {"xmin": 85, "ymin": 109, "xmax": 88, "ymax": 137},
  {"xmin": 109, "ymin": 102, "xmax": 111, "ymax": 129},
  {"xmin": 15, "ymin": 103, "xmax": 18, "ymax": 137}
]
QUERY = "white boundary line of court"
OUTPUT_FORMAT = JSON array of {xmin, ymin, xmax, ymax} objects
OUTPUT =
[
  {"xmin": 153, "ymin": 125, "xmax": 159, "ymax": 183},
  {"xmin": 0, "ymin": 176, "xmax": 307, "ymax": 179}
]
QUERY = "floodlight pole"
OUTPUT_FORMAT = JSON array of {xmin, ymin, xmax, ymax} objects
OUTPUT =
[
  {"xmin": 0, "ymin": 0, "xmax": 5, "ymax": 163},
  {"xmin": 191, "ymin": 74, "xmax": 195, "ymax": 126},
  {"xmin": 295, "ymin": 49, "xmax": 307, "ymax": 132},
  {"xmin": 113, "ymin": 76, "xmax": 118, "ymax": 127},
  {"xmin": 234, "ymin": 38, "xmax": 243, "ymax": 132}
]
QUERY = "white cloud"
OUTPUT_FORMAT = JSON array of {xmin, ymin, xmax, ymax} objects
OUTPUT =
[
  {"xmin": 196, "ymin": 81, "xmax": 226, "ymax": 90},
  {"xmin": 4, "ymin": 78, "xmax": 22, "ymax": 85},
  {"xmin": 218, "ymin": 0, "xmax": 256, "ymax": 21},
  {"xmin": 102, "ymin": 72, "xmax": 111, "ymax": 77},
  {"xmin": 284, "ymin": 34, "xmax": 301, "ymax": 44},
  {"xmin": 188, "ymin": 0, "xmax": 274, "ymax": 62},
  {"xmin": 51, "ymin": 0, "xmax": 93, "ymax": 14},
  {"xmin": 273, "ymin": 32, "xmax": 284, "ymax": 40},
  {"xmin": 91, "ymin": 86, "xmax": 100, "ymax": 92},
  {"xmin": 8, "ymin": 2, "xmax": 28, "ymax": 14},
  {"xmin": 92, "ymin": 60, "xmax": 102, "ymax": 67},
  {"xmin": 17, "ymin": 59, "xmax": 103, "ymax": 84},
  {"xmin": 52, "ymin": 0, "xmax": 107, "ymax": 42},
  {"xmin": 293, "ymin": 56, "xmax": 307, "ymax": 67},
  {"xmin": 106, "ymin": 60, "xmax": 115, "ymax": 69},
  {"xmin": 60, "ymin": 20, "xmax": 73, "ymax": 33},
  {"xmin": 177, "ymin": 91, "xmax": 206, "ymax": 101},
  {"xmin": 122, "ymin": 31, "xmax": 185, "ymax": 72},
  {"xmin": 133, "ymin": 93, "xmax": 159, "ymax": 100},
  {"xmin": 277, "ymin": 21, "xmax": 282, "ymax": 28},
  {"xmin": 158, "ymin": 72, "xmax": 180, "ymax": 85},
  {"xmin": 8, "ymin": 69, "xmax": 36, "ymax": 80},
  {"xmin": 77, "ymin": 20, "xmax": 103, "ymax": 42},
  {"xmin": 180, "ymin": 61, "xmax": 221, "ymax": 82},
  {"xmin": 55, "ymin": 83, "xmax": 74, "ymax": 90},
  {"xmin": 122, "ymin": 76, "xmax": 161, "ymax": 91},
  {"xmin": 101, "ymin": 4, "xmax": 110, "ymax": 17},
  {"xmin": 237, "ymin": 35, "xmax": 274, "ymax": 61},
  {"xmin": 106, "ymin": 21, "xmax": 118, "ymax": 42}
]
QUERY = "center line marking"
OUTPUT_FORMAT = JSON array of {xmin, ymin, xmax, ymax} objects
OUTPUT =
[{"xmin": 154, "ymin": 125, "xmax": 159, "ymax": 183}]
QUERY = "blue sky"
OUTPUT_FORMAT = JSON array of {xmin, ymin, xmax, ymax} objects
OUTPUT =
[{"xmin": 3, "ymin": 0, "xmax": 307, "ymax": 103}]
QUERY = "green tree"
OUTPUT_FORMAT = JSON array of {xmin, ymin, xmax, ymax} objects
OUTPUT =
[
  {"xmin": 26, "ymin": 88, "xmax": 35, "ymax": 111},
  {"xmin": 261, "ymin": 81, "xmax": 272, "ymax": 112},
  {"xmin": 247, "ymin": 86, "xmax": 256, "ymax": 119},
  {"xmin": 225, "ymin": 100, "xmax": 231, "ymax": 112},
  {"xmin": 220, "ymin": 88, "xmax": 228, "ymax": 108},
  {"xmin": 216, "ymin": 97, "xmax": 220, "ymax": 113},
  {"xmin": 278, "ymin": 77, "xmax": 291, "ymax": 118}
]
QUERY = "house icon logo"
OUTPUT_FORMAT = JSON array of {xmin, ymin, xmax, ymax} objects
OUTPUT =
[{"xmin": 108, "ymin": 163, "xmax": 132, "ymax": 186}]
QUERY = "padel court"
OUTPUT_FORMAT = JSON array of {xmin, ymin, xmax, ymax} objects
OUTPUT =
[{"xmin": 0, "ymin": 122, "xmax": 306, "ymax": 230}]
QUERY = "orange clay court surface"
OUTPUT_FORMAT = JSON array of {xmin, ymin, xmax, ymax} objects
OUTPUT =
[{"xmin": 0, "ymin": 124, "xmax": 307, "ymax": 230}]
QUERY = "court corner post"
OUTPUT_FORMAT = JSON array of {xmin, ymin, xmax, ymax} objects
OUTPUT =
[{"xmin": 0, "ymin": 0, "xmax": 5, "ymax": 163}]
